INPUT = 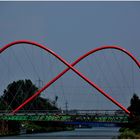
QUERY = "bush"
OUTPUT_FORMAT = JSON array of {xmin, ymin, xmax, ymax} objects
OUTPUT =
[{"xmin": 118, "ymin": 129, "xmax": 138, "ymax": 139}]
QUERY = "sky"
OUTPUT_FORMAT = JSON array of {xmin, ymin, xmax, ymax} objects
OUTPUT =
[{"xmin": 0, "ymin": 1, "xmax": 140, "ymax": 111}]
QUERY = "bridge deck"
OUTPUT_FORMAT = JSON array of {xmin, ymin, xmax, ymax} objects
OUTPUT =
[{"xmin": 0, "ymin": 112, "xmax": 129, "ymax": 123}]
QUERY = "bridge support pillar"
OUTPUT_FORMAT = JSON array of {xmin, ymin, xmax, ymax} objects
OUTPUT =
[
  {"xmin": 0, "ymin": 121, "xmax": 9, "ymax": 136},
  {"xmin": 0, "ymin": 120, "xmax": 20, "ymax": 136}
]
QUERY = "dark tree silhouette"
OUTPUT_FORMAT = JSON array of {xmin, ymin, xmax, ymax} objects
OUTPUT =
[
  {"xmin": 128, "ymin": 94, "xmax": 140, "ymax": 116},
  {"xmin": 0, "ymin": 79, "xmax": 58, "ymax": 111}
]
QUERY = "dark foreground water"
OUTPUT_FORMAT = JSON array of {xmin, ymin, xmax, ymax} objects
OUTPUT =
[{"xmin": 1, "ymin": 127, "xmax": 120, "ymax": 139}]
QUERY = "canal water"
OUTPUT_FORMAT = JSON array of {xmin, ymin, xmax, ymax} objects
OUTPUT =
[{"xmin": 1, "ymin": 127, "xmax": 120, "ymax": 139}]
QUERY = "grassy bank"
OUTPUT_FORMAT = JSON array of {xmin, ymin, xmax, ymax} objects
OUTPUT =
[
  {"xmin": 118, "ymin": 117, "xmax": 140, "ymax": 139},
  {"xmin": 25, "ymin": 121, "xmax": 74, "ymax": 134},
  {"xmin": 118, "ymin": 127, "xmax": 140, "ymax": 139},
  {"xmin": 0, "ymin": 121, "xmax": 74, "ymax": 136}
]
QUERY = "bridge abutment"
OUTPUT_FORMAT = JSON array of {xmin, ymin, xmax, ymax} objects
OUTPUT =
[{"xmin": 0, "ymin": 120, "xmax": 20, "ymax": 136}]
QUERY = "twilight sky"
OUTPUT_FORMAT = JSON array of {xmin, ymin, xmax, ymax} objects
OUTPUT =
[{"xmin": 0, "ymin": 1, "xmax": 140, "ymax": 111}]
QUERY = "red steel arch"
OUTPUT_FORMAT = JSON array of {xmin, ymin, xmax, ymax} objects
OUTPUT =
[{"xmin": 1, "ymin": 40, "xmax": 140, "ymax": 115}]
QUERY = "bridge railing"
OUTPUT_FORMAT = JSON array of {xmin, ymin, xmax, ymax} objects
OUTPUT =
[
  {"xmin": 0, "ymin": 110, "xmax": 61, "ymax": 115},
  {"xmin": 0, "ymin": 109, "xmax": 127, "ymax": 117}
]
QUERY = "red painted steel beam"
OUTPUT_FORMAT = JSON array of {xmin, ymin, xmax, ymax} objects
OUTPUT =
[{"xmin": 1, "ymin": 40, "xmax": 140, "ymax": 115}]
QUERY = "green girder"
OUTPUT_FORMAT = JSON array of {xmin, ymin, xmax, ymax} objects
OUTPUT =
[
  {"xmin": 0, "ymin": 115, "xmax": 71, "ymax": 121},
  {"xmin": 0, "ymin": 114, "xmax": 129, "ymax": 123}
]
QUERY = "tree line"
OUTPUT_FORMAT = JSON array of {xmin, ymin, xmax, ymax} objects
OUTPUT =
[{"xmin": 0, "ymin": 79, "xmax": 58, "ymax": 111}]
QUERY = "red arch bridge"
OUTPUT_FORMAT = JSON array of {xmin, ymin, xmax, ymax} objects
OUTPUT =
[{"xmin": 0, "ymin": 40, "xmax": 140, "ymax": 126}]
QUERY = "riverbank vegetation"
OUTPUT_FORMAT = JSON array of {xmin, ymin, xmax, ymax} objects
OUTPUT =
[
  {"xmin": 23, "ymin": 121, "xmax": 74, "ymax": 134},
  {"xmin": 118, "ymin": 94, "xmax": 140, "ymax": 139}
]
